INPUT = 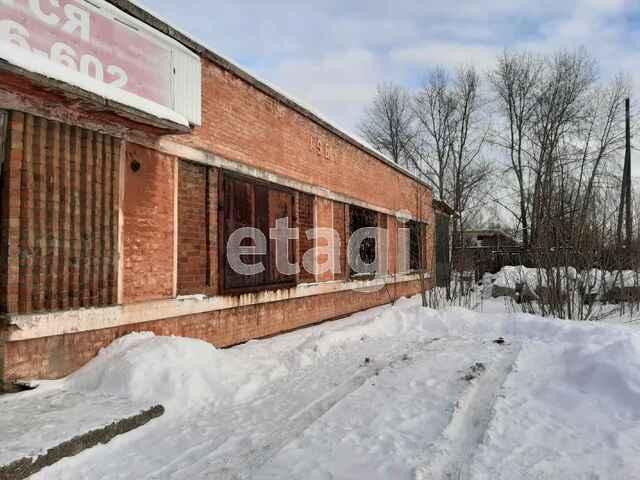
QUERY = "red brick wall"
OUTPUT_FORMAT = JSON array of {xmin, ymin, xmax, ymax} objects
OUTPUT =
[
  {"xmin": 177, "ymin": 160, "xmax": 219, "ymax": 295},
  {"xmin": 3, "ymin": 279, "xmax": 428, "ymax": 381},
  {"xmin": 122, "ymin": 144, "xmax": 175, "ymax": 303},
  {"xmin": 315, "ymin": 197, "xmax": 334, "ymax": 282},
  {"xmin": 0, "ymin": 112, "xmax": 120, "ymax": 315},
  {"xmin": 297, "ymin": 192, "xmax": 315, "ymax": 283},
  {"xmin": 170, "ymin": 60, "xmax": 433, "ymax": 224},
  {"xmin": 0, "ymin": 48, "xmax": 438, "ymax": 383},
  {"xmin": 387, "ymin": 216, "xmax": 398, "ymax": 275},
  {"xmin": 333, "ymin": 202, "xmax": 347, "ymax": 281}
]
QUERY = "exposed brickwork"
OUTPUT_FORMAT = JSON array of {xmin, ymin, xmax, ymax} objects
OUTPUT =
[
  {"xmin": 0, "ymin": 112, "xmax": 120, "ymax": 315},
  {"xmin": 122, "ymin": 144, "xmax": 175, "ymax": 303},
  {"xmin": 297, "ymin": 192, "xmax": 315, "ymax": 283},
  {"xmin": 333, "ymin": 202, "xmax": 347, "ymax": 281},
  {"xmin": 315, "ymin": 197, "xmax": 334, "ymax": 282},
  {"xmin": 3, "ymin": 279, "xmax": 429, "ymax": 381},
  {"xmin": 378, "ymin": 213, "xmax": 389, "ymax": 274},
  {"xmin": 0, "ymin": 24, "xmax": 439, "ymax": 383},
  {"xmin": 387, "ymin": 216, "xmax": 398, "ymax": 276},
  {"xmin": 169, "ymin": 60, "xmax": 433, "ymax": 224},
  {"xmin": 177, "ymin": 160, "xmax": 217, "ymax": 295}
]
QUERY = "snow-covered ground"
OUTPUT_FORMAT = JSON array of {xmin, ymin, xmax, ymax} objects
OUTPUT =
[{"xmin": 7, "ymin": 297, "xmax": 640, "ymax": 479}]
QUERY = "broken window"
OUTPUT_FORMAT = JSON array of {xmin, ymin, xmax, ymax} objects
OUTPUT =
[
  {"xmin": 221, "ymin": 173, "xmax": 297, "ymax": 293},
  {"xmin": 349, "ymin": 205, "xmax": 378, "ymax": 277}
]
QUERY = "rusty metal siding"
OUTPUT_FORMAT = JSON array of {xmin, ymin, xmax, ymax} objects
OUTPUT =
[
  {"xmin": 7, "ymin": 112, "xmax": 120, "ymax": 314},
  {"xmin": 0, "ymin": 110, "xmax": 9, "ymax": 314}
]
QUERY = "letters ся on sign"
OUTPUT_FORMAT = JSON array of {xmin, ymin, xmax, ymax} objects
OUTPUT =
[{"xmin": 0, "ymin": 0, "xmax": 172, "ymax": 106}]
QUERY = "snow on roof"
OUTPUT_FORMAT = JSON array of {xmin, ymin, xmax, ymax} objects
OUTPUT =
[{"xmin": 108, "ymin": 0, "xmax": 433, "ymax": 192}]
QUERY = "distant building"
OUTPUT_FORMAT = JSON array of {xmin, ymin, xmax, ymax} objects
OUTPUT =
[
  {"xmin": 458, "ymin": 230, "xmax": 520, "ymax": 249},
  {"xmin": 454, "ymin": 229, "xmax": 521, "ymax": 276}
]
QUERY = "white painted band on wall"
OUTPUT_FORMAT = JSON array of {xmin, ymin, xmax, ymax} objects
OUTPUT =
[{"xmin": 6, "ymin": 273, "xmax": 430, "ymax": 342}]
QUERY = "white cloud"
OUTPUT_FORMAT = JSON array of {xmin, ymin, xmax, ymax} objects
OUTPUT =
[
  {"xmin": 390, "ymin": 42, "xmax": 501, "ymax": 71},
  {"xmin": 141, "ymin": 0, "xmax": 640, "ymax": 156},
  {"xmin": 262, "ymin": 49, "xmax": 384, "ymax": 133}
]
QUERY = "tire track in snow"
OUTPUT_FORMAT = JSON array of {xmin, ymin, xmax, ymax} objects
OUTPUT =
[
  {"xmin": 414, "ymin": 343, "xmax": 522, "ymax": 480},
  {"xmin": 204, "ymin": 338, "xmax": 443, "ymax": 480}
]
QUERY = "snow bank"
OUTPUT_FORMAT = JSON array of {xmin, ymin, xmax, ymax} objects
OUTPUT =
[
  {"xmin": 20, "ymin": 296, "xmax": 640, "ymax": 479},
  {"xmin": 64, "ymin": 295, "xmax": 640, "ymax": 414},
  {"xmin": 604, "ymin": 270, "xmax": 640, "ymax": 289},
  {"xmin": 470, "ymin": 312, "xmax": 640, "ymax": 479},
  {"xmin": 62, "ymin": 300, "xmax": 444, "ymax": 414},
  {"xmin": 493, "ymin": 266, "xmax": 578, "ymax": 291},
  {"xmin": 491, "ymin": 265, "xmax": 640, "ymax": 301},
  {"xmin": 65, "ymin": 333, "xmax": 248, "ymax": 412}
]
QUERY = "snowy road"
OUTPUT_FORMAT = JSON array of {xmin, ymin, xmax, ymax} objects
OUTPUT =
[{"xmin": 13, "ymin": 298, "xmax": 640, "ymax": 479}]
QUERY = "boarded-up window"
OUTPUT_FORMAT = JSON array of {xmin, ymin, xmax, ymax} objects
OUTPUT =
[
  {"xmin": 3, "ymin": 112, "xmax": 120, "ymax": 314},
  {"xmin": 333, "ymin": 202, "xmax": 347, "ymax": 281},
  {"xmin": 268, "ymin": 188, "xmax": 296, "ymax": 284},
  {"xmin": 409, "ymin": 220, "xmax": 426, "ymax": 271},
  {"xmin": 349, "ymin": 205, "xmax": 378, "ymax": 277},
  {"xmin": 221, "ymin": 173, "xmax": 297, "ymax": 292},
  {"xmin": 177, "ymin": 160, "xmax": 217, "ymax": 295},
  {"xmin": 298, "ymin": 193, "xmax": 315, "ymax": 283}
]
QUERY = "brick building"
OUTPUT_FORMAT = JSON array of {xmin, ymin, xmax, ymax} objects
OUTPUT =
[{"xmin": 0, "ymin": 0, "xmax": 436, "ymax": 382}]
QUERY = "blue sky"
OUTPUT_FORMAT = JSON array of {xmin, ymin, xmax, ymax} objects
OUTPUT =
[{"xmin": 141, "ymin": 0, "xmax": 640, "ymax": 175}]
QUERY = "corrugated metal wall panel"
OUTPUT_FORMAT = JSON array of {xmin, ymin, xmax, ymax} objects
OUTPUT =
[
  {"xmin": 8, "ymin": 113, "xmax": 120, "ymax": 314},
  {"xmin": 173, "ymin": 50, "xmax": 202, "ymax": 126}
]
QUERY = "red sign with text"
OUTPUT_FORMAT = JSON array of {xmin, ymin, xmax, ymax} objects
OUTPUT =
[{"xmin": 0, "ymin": 0, "xmax": 172, "ymax": 107}]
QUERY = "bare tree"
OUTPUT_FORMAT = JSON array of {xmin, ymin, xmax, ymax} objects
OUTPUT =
[
  {"xmin": 528, "ymin": 50, "xmax": 597, "ymax": 244},
  {"xmin": 572, "ymin": 75, "xmax": 630, "ymax": 238},
  {"xmin": 489, "ymin": 51, "xmax": 543, "ymax": 246},
  {"xmin": 488, "ymin": 49, "xmax": 628, "ymax": 248},
  {"xmin": 358, "ymin": 82, "xmax": 415, "ymax": 165},
  {"xmin": 411, "ymin": 67, "xmax": 457, "ymax": 200},
  {"xmin": 449, "ymin": 66, "xmax": 492, "ymax": 242}
]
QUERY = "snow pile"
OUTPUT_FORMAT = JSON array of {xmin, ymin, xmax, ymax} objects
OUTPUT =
[
  {"xmin": 65, "ymin": 332, "xmax": 257, "ymax": 412},
  {"xmin": 491, "ymin": 265, "xmax": 640, "ymax": 302},
  {"xmin": 493, "ymin": 265, "xmax": 578, "ymax": 292},
  {"xmin": 25, "ymin": 297, "xmax": 640, "ymax": 479},
  {"xmin": 62, "ymin": 300, "xmax": 443, "ymax": 414},
  {"xmin": 604, "ymin": 270, "xmax": 640, "ymax": 289},
  {"xmin": 470, "ymin": 311, "xmax": 640, "ymax": 479}
]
